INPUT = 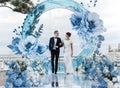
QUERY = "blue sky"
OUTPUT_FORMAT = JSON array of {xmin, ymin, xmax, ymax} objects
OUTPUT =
[{"xmin": 0, "ymin": 0, "xmax": 120, "ymax": 55}]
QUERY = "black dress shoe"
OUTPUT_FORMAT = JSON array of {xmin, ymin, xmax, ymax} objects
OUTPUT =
[
  {"xmin": 56, "ymin": 82, "xmax": 59, "ymax": 87},
  {"xmin": 51, "ymin": 82, "xmax": 54, "ymax": 87}
]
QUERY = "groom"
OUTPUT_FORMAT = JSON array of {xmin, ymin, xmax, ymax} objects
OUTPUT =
[{"xmin": 49, "ymin": 30, "xmax": 63, "ymax": 75}]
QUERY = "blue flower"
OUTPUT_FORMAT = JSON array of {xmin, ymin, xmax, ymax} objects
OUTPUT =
[
  {"xmin": 31, "ymin": 60, "xmax": 39, "ymax": 67},
  {"xmin": 97, "ymin": 76, "xmax": 107, "ymax": 87},
  {"xmin": 36, "ymin": 44, "xmax": 48, "ymax": 54},
  {"xmin": 88, "ymin": 20, "xmax": 96, "ymax": 30},
  {"xmin": 111, "ymin": 69, "xmax": 119, "ymax": 77},
  {"xmin": 8, "ymin": 73, "xmax": 18, "ymax": 83},
  {"xmin": 6, "ymin": 70, "xmax": 14, "ymax": 76},
  {"xmin": 25, "ymin": 80, "xmax": 33, "ymax": 87},
  {"xmin": 12, "ymin": 37, "xmax": 21, "ymax": 45},
  {"xmin": 7, "ymin": 37, "xmax": 22, "ymax": 54},
  {"xmin": 18, "ymin": 36, "xmax": 37, "ymax": 54},
  {"xmin": 5, "ymin": 61, "xmax": 20, "ymax": 73},
  {"xmin": 5, "ymin": 82, "xmax": 11, "ymax": 88},
  {"xmin": 70, "ymin": 13, "xmax": 83, "ymax": 29},
  {"xmin": 21, "ymin": 71, "xmax": 28, "ymax": 80},
  {"xmin": 97, "ymin": 35, "xmax": 105, "ymax": 41},
  {"xmin": 13, "ymin": 78, "xmax": 24, "ymax": 87},
  {"xmin": 17, "ymin": 36, "xmax": 48, "ymax": 58},
  {"xmin": 89, "ymin": 68, "xmax": 97, "ymax": 78},
  {"xmin": 25, "ymin": 42, "xmax": 34, "ymax": 50},
  {"xmin": 86, "ymin": 12, "xmax": 106, "ymax": 34}
]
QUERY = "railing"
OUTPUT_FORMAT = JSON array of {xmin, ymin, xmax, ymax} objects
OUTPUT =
[{"xmin": 0, "ymin": 55, "xmax": 78, "ymax": 62}]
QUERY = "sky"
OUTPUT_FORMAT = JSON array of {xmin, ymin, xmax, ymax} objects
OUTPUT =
[{"xmin": 0, "ymin": 0, "xmax": 120, "ymax": 55}]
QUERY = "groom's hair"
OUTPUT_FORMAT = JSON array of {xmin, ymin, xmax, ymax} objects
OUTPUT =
[
  {"xmin": 66, "ymin": 32, "xmax": 71, "ymax": 37},
  {"xmin": 54, "ymin": 30, "xmax": 59, "ymax": 34}
]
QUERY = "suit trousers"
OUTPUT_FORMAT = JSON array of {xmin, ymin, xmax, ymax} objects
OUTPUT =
[{"xmin": 51, "ymin": 50, "xmax": 60, "ymax": 74}]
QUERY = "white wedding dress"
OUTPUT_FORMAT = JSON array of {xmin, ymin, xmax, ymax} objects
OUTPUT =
[{"xmin": 63, "ymin": 39, "xmax": 74, "ymax": 74}]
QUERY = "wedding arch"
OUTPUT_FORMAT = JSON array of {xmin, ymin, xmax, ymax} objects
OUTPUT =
[
  {"xmin": 20, "ymin": 0, "xmax": 106, "ymax": 67},
  {"xmin": 8, "ymin": 0, "xmax": 105, "ymax": 66}
]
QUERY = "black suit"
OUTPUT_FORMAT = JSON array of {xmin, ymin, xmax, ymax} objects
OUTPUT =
[{"xmin": 49, "ymin": 37, "xmax": 62, "ymax": 74}]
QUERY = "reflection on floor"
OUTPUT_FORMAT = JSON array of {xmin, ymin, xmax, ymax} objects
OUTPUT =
[{"xmin": 38, "ymin": 73, "xmax": 94, "ymax": 88}]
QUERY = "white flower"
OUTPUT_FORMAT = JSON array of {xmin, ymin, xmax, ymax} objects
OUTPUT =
[
  {"xmin": 114, "ymin": 83, "xmax": 120, "ymax": 88},
  {"xmin": 41, "ymin": 68, "xmax": 45, "ymax": 74},
  {"xmin": 112, "ymin": 77, "xmax": 118, "ymax": 82},
  {"xmin": 103, "ymin": 66, "xmax": 109, "ymax": 73},
  {"xmin": 104, "ymin": 78, "xmax": 109, "ymax": 82},
  {"xmin": 117, "ymin": 76, "xmax": 120, "ymax": 82},
  {"xmin": 108, "ymin": 81, "xmax": 114, "ymax": 88},
  {"xmin": 27, "ymin": 66, "xmax": 33, "ymax": 72},
  {"xmin": 87, "ymin": 12, "xmax": 99, "ymax": 21}
]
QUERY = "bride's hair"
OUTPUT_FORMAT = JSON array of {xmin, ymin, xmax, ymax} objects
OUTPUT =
[{"xmin": 66, "ymin": 32, "xmax": 71, "ymax": 37}]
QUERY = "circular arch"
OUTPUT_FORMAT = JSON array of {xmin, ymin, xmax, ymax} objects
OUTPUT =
[{"xmin": 21, "ymin": 0, "xmax": 96, "ymax": 68}]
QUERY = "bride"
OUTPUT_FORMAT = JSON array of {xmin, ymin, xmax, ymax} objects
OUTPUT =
[{"xmin": 63, "ymin": 32, "xmax": 74, "ymax": 74}]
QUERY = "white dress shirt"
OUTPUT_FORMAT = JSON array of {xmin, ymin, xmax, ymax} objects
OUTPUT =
[{"xmin": 53, "ymin": 37, "xmax": 57, "ymax": 49}]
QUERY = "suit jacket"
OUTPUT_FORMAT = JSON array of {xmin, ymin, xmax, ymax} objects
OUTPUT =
[{"xmin": 49, "ymin": 37, "xmax": 62, "ymax": 51}]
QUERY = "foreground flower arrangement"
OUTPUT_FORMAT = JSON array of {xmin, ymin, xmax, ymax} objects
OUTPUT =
[
  {"xmin": 5, "ymin": 23, "xmax": 49, "ymax": 87},
  {"xmin": 76, "ymin": 54, "xmax": 119, "ymax": 88},
  {"xmin": 4, "ymin": 58, "xmax": 48, "ymax": 88}
]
